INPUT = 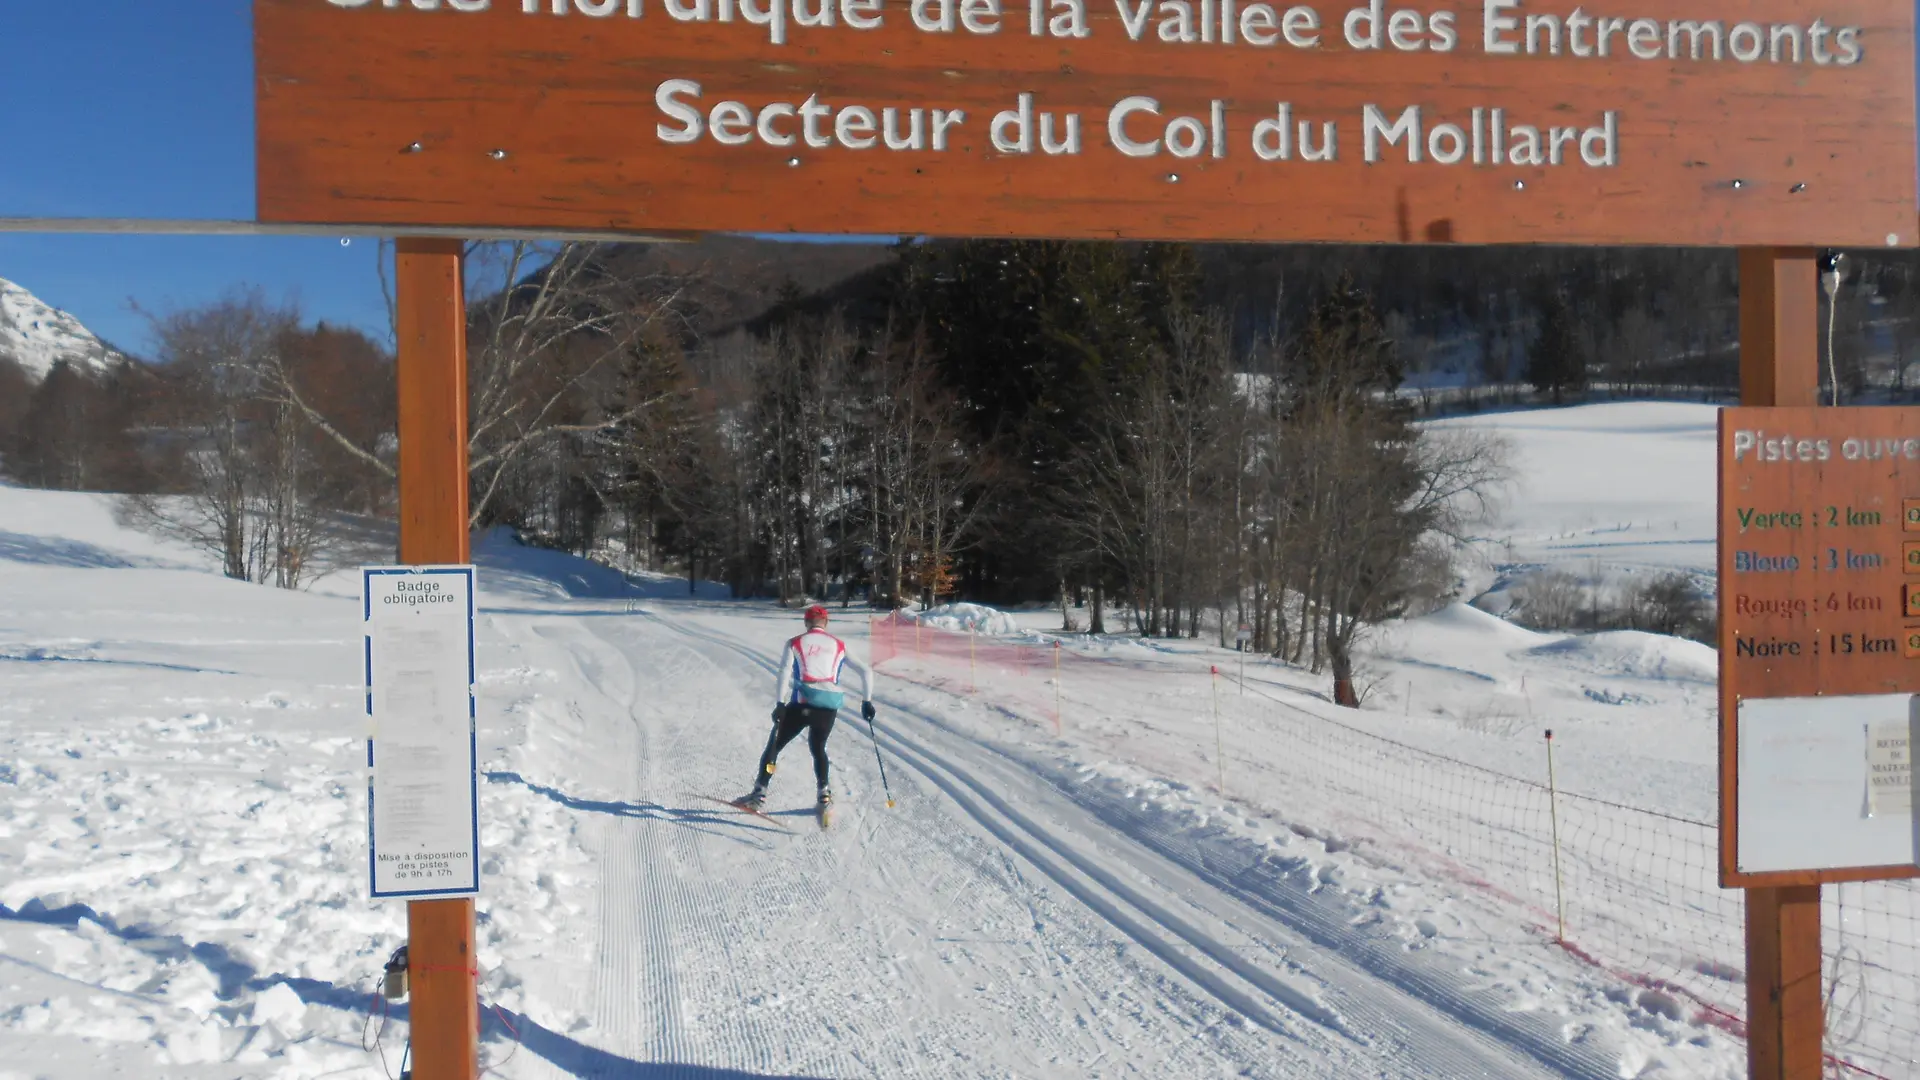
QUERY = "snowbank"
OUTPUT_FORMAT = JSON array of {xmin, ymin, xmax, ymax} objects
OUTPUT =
[
  {"xmin": 473, "ymin": 526, "xmax": 636, "ymax": 602},
  {"xmin": 0, "ymin": 491, "xmax": 601, "ymax": 1077},
  {"xmin": 0, "ymin": 488, "xmax": 206, "ymax": 572},
  {"xmin": 1526, "ymin": 630, "xmax": 1718, "ymax": 684},
  {"xmin": 908, "ymin": 602, "xmax": 1022, "ymax": 636}
]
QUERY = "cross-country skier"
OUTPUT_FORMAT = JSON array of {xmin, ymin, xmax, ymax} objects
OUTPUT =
[{"xmin": 733, "ymin": 604, "xmax": 874, "ymax": 812}]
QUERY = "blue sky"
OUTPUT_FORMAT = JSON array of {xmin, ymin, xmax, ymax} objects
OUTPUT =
[
  {"xmin": 0, "ymin": 3, "xmax": 890, "ymax": 360},
  {"xmin": 0, "ymin": 2, "xmax": 391, "ymax": 356}
]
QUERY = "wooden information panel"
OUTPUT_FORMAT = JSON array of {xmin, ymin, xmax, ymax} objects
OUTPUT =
[
  {"xmin": 1719, "ymin": 407, "xmax": 1920, "ymax": 887},
  {"xmin": 255, "ymin": 0, "xmax": 1916, "ymax": 246}
]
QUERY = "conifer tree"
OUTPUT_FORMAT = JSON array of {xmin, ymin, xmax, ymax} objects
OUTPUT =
[{"xmin": 1526, "ymin": 292, "xmax": 1586, "ymax": 405}]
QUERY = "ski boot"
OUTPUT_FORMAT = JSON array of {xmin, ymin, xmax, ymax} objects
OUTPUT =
[
  {"xmin": 732, "ymin": 786, "xmax": 767, "ymax": 811},
  {"xmin": 815, "ymin": 786, "xmax": 834, "ymax": 829}
]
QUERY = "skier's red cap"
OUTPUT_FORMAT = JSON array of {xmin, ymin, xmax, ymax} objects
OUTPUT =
[{"xmin": 803, "ymin": 604, "xmax": 830, "ymax": 626}]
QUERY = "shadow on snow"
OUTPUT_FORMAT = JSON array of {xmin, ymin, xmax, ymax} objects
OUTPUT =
[
  {"xmin": 0, "ymin": 531, "xmax": 141, "ymax": 570},
  {"xmin": 485, "ymin": 770, "xmax": 785, "ymax": 842},
  {"xmin": 1, "ymin": 899, "xmax": 823, "ymax": 1079}
]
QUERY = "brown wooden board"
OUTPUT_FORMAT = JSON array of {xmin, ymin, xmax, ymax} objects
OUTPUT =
[
  {"xmin": 255, "ymin": 0, "xmax": 1916, "ymax": 246},
  {"xmin": 1718, "ymin": 406, "xmax": 1920, "ymax": 887}
]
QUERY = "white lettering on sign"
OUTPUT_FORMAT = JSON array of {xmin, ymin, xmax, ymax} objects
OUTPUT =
[
  {"xmin": 327, "ymin": 0, "xmax": 1880, "ymax": 172},
  {"xmin": 1360, "ymin": 104, "xmax": 1617, "ymax": 166},
  {"xmin": 1730, "ymin": 429, "xmax": 1920, "ymax": 464},
  {"xmin": 338, "ymin": 0, "xmax": 1869, "ymax": 66},
  {"xmin": 656, "ymin": 80, "xmax": 967, "ymax": 150}
]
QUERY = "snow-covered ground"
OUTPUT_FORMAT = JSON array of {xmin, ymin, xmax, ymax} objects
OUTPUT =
[
  {"xmin": 1431, "ymin": 401, "xmax": 1718, "ymax": 617},
  {"xmin": 1431, "ymin": 402, "xmax": 1716, "ymax": 575},
  {"xmin": 2, "ymin": 402, "xmax": 1915, "ymax": 1079}
]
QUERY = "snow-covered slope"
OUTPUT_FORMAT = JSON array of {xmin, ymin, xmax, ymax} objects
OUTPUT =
[
  {"xmin": 0, "ymin": 489, "xmax": 1593, "ymax": 1079},
  {"xmin": 5, "ymin": 403, "xmax": 1914, "ymax": 1080},
  {"xmin": 0, "ymin": 277, "xmax": 122, "ymax": 383}
]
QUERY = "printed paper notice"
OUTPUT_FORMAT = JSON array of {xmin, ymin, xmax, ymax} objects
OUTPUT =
[
  {"xmin": 364, "ymin": 567, "xmax": 479, "ymax": 899},
  {"xmin": 1867, "ymin": 719, "xmax": 1912, "ymax": 818}
]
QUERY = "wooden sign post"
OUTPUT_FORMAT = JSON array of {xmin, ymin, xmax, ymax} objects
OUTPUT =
[
  {"xmin": 1725, "ymin": 251, "xmax": 1920, "ymax": 1079},
  {"xmin": 393, "ymin": 237, "xmax": 479, "ymax": 1080},
  {"xmin": 253, "ymin": 1, "xmax": 1920, "ymax": 1075},
  {"xmin": 1732, "ymin": 248, "xmax": 1821, "ymax": 1080}
]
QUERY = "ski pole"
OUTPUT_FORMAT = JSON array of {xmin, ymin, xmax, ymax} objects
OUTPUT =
[{"xmin": 866, "ymin": 713, "xmax": 896, "ymax": 809}]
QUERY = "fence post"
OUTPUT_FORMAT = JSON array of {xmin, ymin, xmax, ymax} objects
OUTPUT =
[
  {"xmin": 1545, "ymin": 729, "xmax": 1566, "ymax": 944},
  {"xmin": 1211, "ymin": 666, "xmax": 1226, "ymax": 799},
  {"xmin": 1053, "ymin": 641, "xmax": 1063, "ymax": 735},
  {"xmin": 969, "ymin": 626, "xmax": 978, "ymax": 694}
]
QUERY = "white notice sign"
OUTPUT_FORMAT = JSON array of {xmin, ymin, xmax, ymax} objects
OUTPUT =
[
  {"xmin": 1868, "ymin": 719, "xmax": 1913, "ymax": 819},
  {"xmin": 363, "ymin": 566, "xmax": 479, "ymax": 899},
  {"xmin": 1736, "ymin": 695, "xmax": 1919, "ymax": 875}
]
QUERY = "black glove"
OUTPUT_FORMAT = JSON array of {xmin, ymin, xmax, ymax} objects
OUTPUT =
[
  {"xmin": 771, "ymin": 704, "xmax": 787, "ymax": 725},
  {"xmin": 861, "ymin": 701, "xmax": 877, "ymax": 722}
]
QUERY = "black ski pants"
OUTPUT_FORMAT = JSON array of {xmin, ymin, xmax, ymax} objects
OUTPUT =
[{"xmin": 754, "ymin": 704, "xmax": 837, "ymax": 790}]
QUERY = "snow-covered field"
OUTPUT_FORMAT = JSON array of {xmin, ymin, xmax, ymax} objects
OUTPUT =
[
  {"xmin": 1433, "ymin": 401, "xmax": 1717, "ymax": 580},
  {"xmin": 2, "ymin": 402, "xmax": 1915, "ymax": 1079}
]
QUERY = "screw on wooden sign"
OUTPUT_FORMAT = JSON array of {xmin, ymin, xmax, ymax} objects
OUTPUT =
[{"xmin": 255, "ymin": 0, "xmax": 1917, "ymax": 245}]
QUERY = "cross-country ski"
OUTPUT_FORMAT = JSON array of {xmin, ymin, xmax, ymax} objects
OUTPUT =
[{"xmin": 692, "ymin": 795, "xmax": 795, "ymax": 831}]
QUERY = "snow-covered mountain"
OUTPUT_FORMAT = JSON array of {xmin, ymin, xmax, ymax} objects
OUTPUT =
[{"xmin": 0, "ymin": 277, "xmax": 121, "ymax": 383}]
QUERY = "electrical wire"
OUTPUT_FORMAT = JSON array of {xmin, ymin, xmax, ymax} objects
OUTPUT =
[
  {"xmin": 1826, "ymin": 253, "xmax": 1845, "ymax": 406},
  {"xmin": 363, "ymin": 974, "xmax": 403, "ymax": 1080},
  {"xmin": 480, "ymin": 1003, "xmax": 524, "ymax": 1075},
  {"xmin": 1825, "ymin": 882, "xmax": 1871, "ymax": 1068},
  {"xmin": 361, "ymin": 989, "xmax": 387, "ymax": 1054}
]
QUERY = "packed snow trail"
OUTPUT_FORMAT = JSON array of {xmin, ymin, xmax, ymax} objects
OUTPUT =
[
  {"xmin": 486, "ymin": 594, "xmax": 1582, "ymax": 1080},
  {"xmin": 648, "ymin": 606, "xmax": 1638, "ymax": 1079},
  {"xmin": 504, "ymin": 608, "xmax": 1311, "ymax": 1077}
]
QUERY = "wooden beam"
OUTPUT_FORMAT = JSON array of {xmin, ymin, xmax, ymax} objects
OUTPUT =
[
  {"xmin": 0, "ymin": 216, "xmax": 694, "ymax": 243},
  {"xmin": 1736, "ymin": 247, "xmax": 1824, "ymax": 1080},
  {"xmin": 1745, "ymin": 885, "xmax": 1825, "ymax": 1079},
  {"xmin": 1738, "ymin": 247, "xmax": 1820, "ymax": 409},
  {"xmin": 396, "ymin": 237, "xmax": 471, "ymax": 566},
  {"xmin": 394, "ymin": 236, "xmax": 479, "ymax": 1080}
]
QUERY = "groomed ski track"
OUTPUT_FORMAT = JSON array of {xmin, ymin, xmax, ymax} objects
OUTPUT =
[{"xmin": 496, "ymin": 595, "xmax": 1609, "ymax": 1079}]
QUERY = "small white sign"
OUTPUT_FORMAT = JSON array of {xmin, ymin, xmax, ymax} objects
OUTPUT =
[
  {"xmin": 1868, "ymin": 718, "xmax": 1913, "ymax": 818},
  {"xmin": 364, "ymin": 566, "xmax": 479, "ymax": 899},
  {"xmin": 1737, "ymin": 694, "xmax": 1919, "ymax": 875}
]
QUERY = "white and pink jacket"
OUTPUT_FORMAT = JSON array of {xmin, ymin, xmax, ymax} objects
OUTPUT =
[{"xmin": 776, "ymin": 628, "xmax": 872, "ymax": 712}]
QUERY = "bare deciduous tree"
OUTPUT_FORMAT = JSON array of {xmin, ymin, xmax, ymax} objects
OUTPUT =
[
  {"xmin": 265, "ymin": 241, "xmax": 690, "ymax": 533},
  {"xmin": 119, "ymin": 294, "xmax": 330, "ymax": 588},
  {"xmin": 865, "ymin": 326, "xmax": 997, "ymax": 609}
]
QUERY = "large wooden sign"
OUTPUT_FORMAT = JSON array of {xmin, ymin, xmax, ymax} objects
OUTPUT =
[
  {"xmin": 1718, "ymin": 407, "xmax": 1920, "ymax": 887},
  {"xmin": 255, "ymin": 0, "xmax": 1916, "ymax": 246}
]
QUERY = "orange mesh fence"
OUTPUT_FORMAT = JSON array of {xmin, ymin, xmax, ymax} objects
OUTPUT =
[{"xmin": 869, "ymin": 616, "xmax": 1920, "ymax": 1079}]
